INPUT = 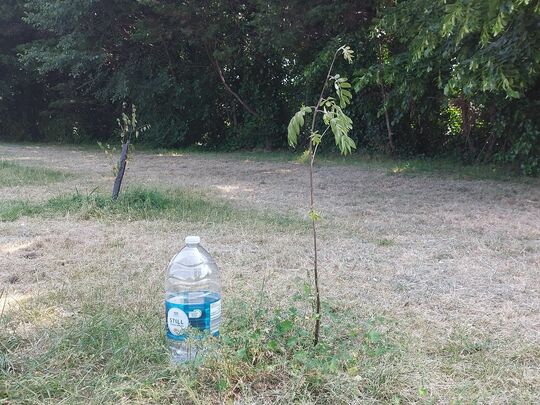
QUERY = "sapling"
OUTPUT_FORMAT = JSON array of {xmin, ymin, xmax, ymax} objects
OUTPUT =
[
  {"xmin": 110, "ymin": 103, "xmax": 149, "ymax": 200},
  {"xmin": 287, "ymin": 45, "xmax": 355, "ymax": 345}
]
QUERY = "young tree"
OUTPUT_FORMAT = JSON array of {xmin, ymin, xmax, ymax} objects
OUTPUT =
[
  {"xmin": 287, "ymin": 45, "xmax": 355, "ymax": 345},
  {"xmin": 111, "ymin": 103, "xmax": 149, "ymax": 200}
]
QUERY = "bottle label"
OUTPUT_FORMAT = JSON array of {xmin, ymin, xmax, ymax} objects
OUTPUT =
[{"xmin": 166, "ymin": 294, "xmax": 221, "ymax": 341}]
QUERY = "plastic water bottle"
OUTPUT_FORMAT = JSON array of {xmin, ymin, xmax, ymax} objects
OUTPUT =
[{"xmin": 165, "ymin": 236, "xmax": 221, "ymax": 363}]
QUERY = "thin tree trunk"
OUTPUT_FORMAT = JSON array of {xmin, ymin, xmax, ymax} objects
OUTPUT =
[
  {"xmin": 112, "ymin": 141, "xmax": 129, "ymax": 200},
  {"xmin": 380, "ymin": 83, "xmax": 395, "ymax": 153},
  {"xmin": 309, "ymin": 157, "xmax": 321, "ymax": 346},
  {"xmin": 377, "ymin": 43, "xmax": 395, "ymax": 153},
  {"xmin": 458, "ymin": 98, "xmax": 476, "ymax": 154},
  {"xmin": 477, "ymin": 132, "xmax": 497, "ymax": 162}
]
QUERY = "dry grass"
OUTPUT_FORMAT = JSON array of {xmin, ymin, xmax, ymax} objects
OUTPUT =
[{"xmin": 1, "ymin": 143, "xmax": 539, "ymax": 403}]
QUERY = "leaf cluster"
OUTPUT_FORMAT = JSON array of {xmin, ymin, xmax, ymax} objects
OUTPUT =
[
  {"xmin": 287, "ymin": 106, "xmax": 312, "ymax": 148},
  {"xmin": 375, "ymin": 0, "xmax": 540, "ymax": 99},
  {"xmin": 117, "ymin": 103, "xmax": 150, "ymax": 144},
  {"xmin": 288, "ymin": 50, "xmax": 356, "ymax": 156}
]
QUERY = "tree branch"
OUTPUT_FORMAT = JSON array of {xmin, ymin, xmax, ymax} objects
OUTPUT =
[{"xmin": 206, "ymin": 45, "xmax": 258, "ymax": 116}]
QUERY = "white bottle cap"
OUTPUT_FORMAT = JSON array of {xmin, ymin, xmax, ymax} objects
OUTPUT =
[{"xmin": 185, "ymin": 235, "xmax": 201, "ymax": 245}]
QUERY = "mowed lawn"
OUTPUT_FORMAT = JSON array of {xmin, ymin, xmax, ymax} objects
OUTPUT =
[{"xmin": 1, "ymin": 143, "xmax": 539, "ymax": 404}]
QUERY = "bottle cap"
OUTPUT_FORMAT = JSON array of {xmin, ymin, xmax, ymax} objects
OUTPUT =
[{"xmin": 185, "ymin": 235, "xmax": 201, "ymax": 245}]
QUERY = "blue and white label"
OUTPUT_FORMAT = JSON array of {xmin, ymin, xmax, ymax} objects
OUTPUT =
[
  {"xmin": 165, "ymin": 292, "xmax": 221, "ymax": 341},
  {"xmin": 167, "ymin": 307, "xmax": 189, "ymax": 337}
]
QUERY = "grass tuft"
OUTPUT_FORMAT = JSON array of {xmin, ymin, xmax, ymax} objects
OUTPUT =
[
  {"xmin": 376, "ymin": 238, "xmax": 395, "ymax": 247},
  {"xmin": 0, "ymin": 160, "xmax": 72, "ymax": 187}
]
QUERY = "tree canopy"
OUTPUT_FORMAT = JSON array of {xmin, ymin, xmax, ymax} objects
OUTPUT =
[{"xmin": 0, "ymin": 0, "xmax": 538, "ymax": 174}]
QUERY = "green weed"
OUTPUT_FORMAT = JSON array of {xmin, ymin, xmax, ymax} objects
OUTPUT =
[{"xmin": 376, "ymin": 238, "xmax": 395, "ymax": 247}]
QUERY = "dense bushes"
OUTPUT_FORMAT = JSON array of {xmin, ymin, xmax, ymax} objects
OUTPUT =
[{"xmin": 0, "ymin": 0, "xmax": 538, "ymax": 174}]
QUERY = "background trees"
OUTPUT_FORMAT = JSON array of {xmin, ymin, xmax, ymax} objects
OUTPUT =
[
  {"xmin": 0, "ymin": 0, "xmax": 47, "ymax": 141},
  {"xmin": 0, "ymin": 0, "xmax": 538, "ymax": 174},
  {"xmin": 356, "ymin": 0, "xmax": 540, "ymax": 173}
]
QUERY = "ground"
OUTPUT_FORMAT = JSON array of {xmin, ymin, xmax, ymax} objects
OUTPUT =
[{"xmin": 1, "ymin": 143, "xmax": 539, "ymax": 404}]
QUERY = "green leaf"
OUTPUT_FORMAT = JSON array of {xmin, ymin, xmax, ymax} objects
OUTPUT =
[
  {"xmin": 286, "ymin": 337, "xmax": 298, "ymax": 348},
  {"xmin": 287, "ymin": 107, "xmax": 311, "ymax": 147},
  {"xmin": 323, "ymin": 110, "xmax": 333, "ymax": 125},
  {"xmin": 267, "ymin": 340, "xmax": 279, "ymax": 351},
  {"xmin": 303, "ymin": 282, "xmax": 311, "ymax": 296},
  {"xmin": 341, "ymin": 46, "xmax": 354, "ymax": 64},
  {"xmin": 311, "ymin": 131, "xmax": 322, "ymax": 145},
  {"xmin": 217, "ymin": 379, "xmax": 229, "ymax": 391},
  {"xmin": 308, "ymin": 209, "xmax": 321, "ymax": 221},
  {"xmin": 324, "ymin": 97, "xmax": 335, "ymax": 108},
  {"xmin": 278, "ymin": 319, "xmax": 293, "ymax": 333},
  {"xmin": 328, "ymin": 107, "xmax": 355, "ymax": 155},
  {"xmin": 299, "ymin": 149, "xmax": 310, "ymax": 163},
  {"xmin": 335, "ymin": 78, "xmax": 353, "ymax": 107},
  {"xmin": 236, "ymin": 347, "xmax": 248, "ymax": 360}
]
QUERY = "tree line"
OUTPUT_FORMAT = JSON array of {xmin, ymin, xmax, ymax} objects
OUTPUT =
[{"xmin": 0, "ymin": 0, "xmax": 538, "ymax": 174}]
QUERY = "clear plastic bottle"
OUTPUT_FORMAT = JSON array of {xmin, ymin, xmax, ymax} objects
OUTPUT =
[{"xmin": 165, "ymin": 236, "xmax": 221, "ymax": 363}]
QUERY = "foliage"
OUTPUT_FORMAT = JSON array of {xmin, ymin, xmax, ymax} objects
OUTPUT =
[
  {"xmin": 355, "ymin": 0, "xmax": 540, "ymax": 173},
  {"xmin": 108, "ymin": 102, "xmax": 149, "ymax": 199},
  {"xmin": 11, "ymin": 1, "xmax": 367, "ymax": 149},
  {"xmin": 0, "ymin": 0, "xmax": 46, "ymax": 140},
  {"xmin": 116, "ymin": 103, "xmax": 149, "ymax": 145}
]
